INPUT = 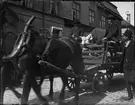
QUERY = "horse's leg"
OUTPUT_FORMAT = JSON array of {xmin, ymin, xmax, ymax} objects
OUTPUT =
[
  {"xmin": 0, "ymin": 62, "xmax": 13, "ymax": 104},
  {"xmin": 21, "ymin": 70, "xmax": 32, "ymax": 104},
  {"xmin": 70, "ymin": 59, "xmax": 85, "ymax": 104},
  {"xmin": 38, "ymin": 76, "xmax": 44, "ymax": 86},
  {"xmin": 0, "ymin": 82, "xmax": 5, "ymax": 104},
  {"xmin": 9, "ymin": 86, "xmax": 21, "ymax": 99},
  {"xmin": 30, "ymin": 71, "xmax": 49, "ymax": 104},
  {"xmin": 21, "ymin": 71, "xmax": 47, "ymax": 104},
  {"xmin": 0, "ymin": 71, "xmax": 5, "ymax": 104},
  {"xmin": 48, "ymin": 75, "xmax": 54, "ymax": 99},
  {"xmin": 59, "ymin": 74, "xmax": 68, "ymax": 101},
  {"xmin": 74, "ymin": 77, "xmax": 80, "ymax": 102}
]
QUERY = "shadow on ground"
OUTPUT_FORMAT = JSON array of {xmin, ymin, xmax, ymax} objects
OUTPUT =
[
  {"xmin": 28, "ymin": 74, "xmax": 126, "ymax": 105},
  {"xmin": 107, "ymin": 74, "xmax": 125, "ymax": 92}
]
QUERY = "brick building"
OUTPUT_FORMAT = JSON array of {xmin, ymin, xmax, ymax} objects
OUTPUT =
[{"xmin": 4, "ymin": 1, "xmax": 123, "ymax": 38}]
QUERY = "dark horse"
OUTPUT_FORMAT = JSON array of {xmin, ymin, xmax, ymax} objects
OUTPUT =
[
  {"xmin": 0, "ymin": 2, "xmax": 22, "ymax": 104},
  {"xmin": 4, "ymin": 15, "xmax": 84, "ymax": 104}
]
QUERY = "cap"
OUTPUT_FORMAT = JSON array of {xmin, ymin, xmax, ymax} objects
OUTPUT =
[{"xmin": 123, "ymin": 29, "xmax": 133, "ymax": 39}]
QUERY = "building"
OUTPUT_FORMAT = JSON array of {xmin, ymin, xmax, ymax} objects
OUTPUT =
[{"xmin": 3, "ymin": 1, "xmax": 123, "ymax": 38}]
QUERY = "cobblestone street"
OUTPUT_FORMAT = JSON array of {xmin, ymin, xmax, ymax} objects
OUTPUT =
[{"xmin": 2, "ymin": 74, "xmax": 135, "ymax": 105}]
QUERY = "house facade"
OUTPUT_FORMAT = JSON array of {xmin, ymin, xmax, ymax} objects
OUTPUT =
[{"xmin": 4, "ymin": 0, "xmax": 123, "ymax": 38}]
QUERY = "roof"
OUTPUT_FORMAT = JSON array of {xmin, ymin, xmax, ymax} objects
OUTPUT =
[
  {"xmin": 101, "ymin": 2, "xmax": 123, "ymax": 20},
  {"xmin": 121, "ymin": 20, "xmax": 134, "ymax": 29}
]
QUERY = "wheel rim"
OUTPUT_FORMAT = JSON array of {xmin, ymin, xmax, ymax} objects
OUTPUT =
[{"xmin": 67, "ymin": 77, "xmax": 75, "ymax": 91}]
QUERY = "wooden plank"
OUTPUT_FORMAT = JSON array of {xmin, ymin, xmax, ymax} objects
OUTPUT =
[
  {"xmin": 84, "ymin": 59, "xmax": 103, "ymax": 65},
  {"xmin": 83, "ymin": 56, "xmax": 103, "ymax": 60},
  {"xmin": 83, "ymin": 50, "xmax": 104, "ymax": 53},
  {"xmin": 85, "ymin": 44, "xmax": 104, "ymax": 48}
]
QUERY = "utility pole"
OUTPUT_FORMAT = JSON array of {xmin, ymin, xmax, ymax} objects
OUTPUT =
[
  {"xmin": 125, "ymin": 11, "xmax": 131, "ymax": 30},
  {"xmin": 126, "ymin": 11, "xmax": 131, "ymax": 24}
]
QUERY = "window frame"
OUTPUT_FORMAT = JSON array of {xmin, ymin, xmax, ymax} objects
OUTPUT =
[
  {"xmin": 89, "ymin": 9, "xmax": 95, "ymax": 25},
  {"xmin": 72, "ymin": 2, "xmax": 80, "ymax": 20},
  {"xmin": 100, "ymin": 15, "xmax": 106, "ymax": 28}
]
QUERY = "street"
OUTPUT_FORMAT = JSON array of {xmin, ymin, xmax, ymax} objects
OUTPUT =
[{"xmin": 2, "ymin": 74, "xmax": 135, "ymax": 105}]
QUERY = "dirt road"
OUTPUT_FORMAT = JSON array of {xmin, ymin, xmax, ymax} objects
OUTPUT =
[{"xmin": 3, "ymin": 74, "xmax": 135, "ymax": 105}]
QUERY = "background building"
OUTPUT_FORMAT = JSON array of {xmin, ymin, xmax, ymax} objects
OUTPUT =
[{"xmin": 4, "ymin": 0, "xmax": 123, "ymax": 38}]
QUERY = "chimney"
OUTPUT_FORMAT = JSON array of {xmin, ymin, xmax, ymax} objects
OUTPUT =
[{"xmin": 126, "ymin": 11, "xmax": 131, "ymax": 24}]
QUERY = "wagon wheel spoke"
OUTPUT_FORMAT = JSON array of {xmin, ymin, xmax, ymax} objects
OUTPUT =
[{"xmin": 67, "ymin": 77, "xmax": 75, "ymax": 91}]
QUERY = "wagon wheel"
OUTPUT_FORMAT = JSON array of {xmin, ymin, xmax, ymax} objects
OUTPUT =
[
  {"xmin": 67, "ymin": 77, "xmax": 76, "ymax": 91},
  {"xmin": 106, "ymin": 69, "xmax": 113, "ymax": 80}
]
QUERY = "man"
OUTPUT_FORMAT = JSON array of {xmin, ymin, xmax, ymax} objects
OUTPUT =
[
  {"xmin": 69, "ymin": 20, "xmax": 83, "ymax": 43},
  {"xmin": 121, "ymin": 29, "xmax": 135, "ymax": 100},
  {"xmin": 102, "ymin": 15, "xmax": 120, "ymax": 58},
  {"xmin": 102, "ymin": 15, "xmax": 120, "ymax": 42}
]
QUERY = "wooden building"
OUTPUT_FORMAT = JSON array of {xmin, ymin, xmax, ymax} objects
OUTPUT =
[{"xmin": 3, "ymin": 1, "xmax": 123, "ymax": 38}]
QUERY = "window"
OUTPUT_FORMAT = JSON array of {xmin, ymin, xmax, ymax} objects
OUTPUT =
[
  {"xmin": 27, "ymin": 0, "xmax": 34, "ymax": 8},
  {"xmin": 7, "ymin": 0, "xmax": 24, "ymax": 5},
  {"xmin": 50, "ymin": 0, "xmax": 59, "ymax": 15},
  {"xmin": 7, "ymin": 0, "xmax": 34, "ymax": 8},
  {"xmin": 100, "ymin": 16, "xmax": 106, "ymax": 28},
  {"xmin": 89, "ymin": 9, "xmax": 95, "ymax": 25},
  {"xmin": 72, "ymin": 2, "xmax": 80, "ymax": 20}
]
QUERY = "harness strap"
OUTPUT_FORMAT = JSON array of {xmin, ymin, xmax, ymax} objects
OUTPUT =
[{"xmin": 60, "ymin": 39, "xmax": 74, "ymax": 54}]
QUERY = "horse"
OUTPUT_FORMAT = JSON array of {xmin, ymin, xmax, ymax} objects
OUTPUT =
[
  {"xmin": 4, "ymin": 15, "xmax": 85, "ymax": 104},
  {"xmin": 0, "ymin": 2, "xmax": 22, "ymax": 104}
]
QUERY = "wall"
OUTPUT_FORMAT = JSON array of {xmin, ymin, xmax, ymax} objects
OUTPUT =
[
  {"xmin": 4, "ymin": 5, "xmax": 64, "ymax": 37},
  {"xmin": 5, "ymin": 1, "xmax": 122, "ymax": 38},
  {"xmin": 80, "ymin": 2, "xmax": 89, "ymax": 26}
]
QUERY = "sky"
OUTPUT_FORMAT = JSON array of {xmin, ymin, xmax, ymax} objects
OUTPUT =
[{"xmin": 111, "ymin": 2, "xmax": 134, "ymax": 26}]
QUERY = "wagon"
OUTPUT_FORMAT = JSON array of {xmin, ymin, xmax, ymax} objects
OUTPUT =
[
  {"xmin": 65, "ymin": 29, "xmax": 124, "ymax": 91},
  {"xmin": 82, "ymin": 40, "xmax": 123, "ymax": 80},
  {"xmin": 33, "ymin": 26, "xmax": 124, "ymax": 93}
]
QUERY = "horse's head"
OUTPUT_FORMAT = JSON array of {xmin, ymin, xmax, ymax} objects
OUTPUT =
[
  {"xmin": 3, "ymin": 15, "xmax": 51, "ymax": 61},
  {"xmin": 24, "ymin": 26, "xmax": 50, "ymax": 55}
]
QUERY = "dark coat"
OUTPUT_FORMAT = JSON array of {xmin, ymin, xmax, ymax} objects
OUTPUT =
[
  {"xmin": 105, "ymin": 20, "xmax": 119, "ymax": 41},
  {"xmin": 121, "ymin": 40, "xmax": 135, "ymax": 70}
]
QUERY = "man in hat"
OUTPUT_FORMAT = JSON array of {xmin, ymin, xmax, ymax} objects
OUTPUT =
[
  {"xmin": 121, "ymin": 29, "xmax": 135, "ymax": 100},
  {"xmin": 69, "ymin": 20, "xmax": 83, "ymax": 43},
  {"xmin": 102, "ymin": 15, "xmax": 120, "ymax": 58},
  {"xmin": 102, "ymin": 15, "xmax": 120, "ymax": 42}
]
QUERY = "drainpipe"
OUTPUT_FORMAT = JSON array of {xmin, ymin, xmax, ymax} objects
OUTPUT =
[
  {"xmin": 42, "ymin": 1, "xmax": 45, "ymax": 29},
  {"xmin": 0, "ymin": 28, "xmax": 2, "ymax": 49}
]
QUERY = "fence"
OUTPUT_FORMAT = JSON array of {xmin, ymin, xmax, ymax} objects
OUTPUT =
[{"xmin": 82, "ymin": 43, "xmax": 105, "ymax": 65}]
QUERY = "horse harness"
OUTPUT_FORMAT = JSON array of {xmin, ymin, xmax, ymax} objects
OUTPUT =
[{"xmin": 59, "ymin": 38, "xmax": 75, "ymax": 54}]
